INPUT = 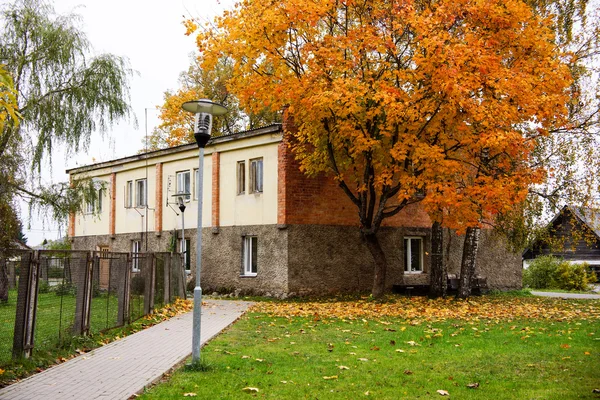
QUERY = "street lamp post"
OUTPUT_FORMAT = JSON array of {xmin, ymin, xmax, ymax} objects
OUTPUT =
[
  {"xmin": 181, "ymin": 99, "xmax": 227, "ymax": 365},
  {"xmin": 173, "ymin": 194, "xmax": 189, "ymax": 296}
]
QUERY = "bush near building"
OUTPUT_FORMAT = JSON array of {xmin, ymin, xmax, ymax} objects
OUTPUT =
[{"xmin": 523, "ymin": 256, "xmax": 596, "ymax": 291}]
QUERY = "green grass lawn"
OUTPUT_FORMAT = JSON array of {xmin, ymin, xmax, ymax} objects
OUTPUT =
[{"xmin": 141, "ymin": 299, "xmax": 600, "ymax": 400}]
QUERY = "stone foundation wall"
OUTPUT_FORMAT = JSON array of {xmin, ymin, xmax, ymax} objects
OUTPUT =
[
  {"xmin": 72, "ymin": 224, "xmax": 521, "ymax": 297},
  {"xmin": 286, "ymin": 225, "xmax": 522, "ymax": 295},
  {"xmin": 71, "ymin": 225, "xmax": 289, "ymax": 296},
  {"xmin": 444, "ymin": 229, "xmax": 522, "ymax": 290}
]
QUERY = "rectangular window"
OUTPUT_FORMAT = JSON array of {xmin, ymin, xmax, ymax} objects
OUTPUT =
[
  {"xmin": 132, "ymin": 240, "xmax": 141, "ymax": 272},
  {"xmin": 237, "ymin": 161, "xmax": 246, "ymax": 195},
  {"xmin": 98, "ymin": 188, "xmax": 103, "ymax": 213},
  {"xmin": 194, "ymin": 169, "xmax": 199, "ymax": 200},
  {"xmin": 176, "ymin": 170, "xmax": 191, "ymax": 201},
  {"xmin": 85, "ymin": 198, "xmax": 94, "ymax": 214},
  {"xmin": 135, "ymin": 179, "xmax": 147, "ymax": 207},
  {"xmin": 126, "ymin": 180, "xmax": 133, "ymax": 208},
  {"xmin": 404, "ymin": 237, "xmax": 423, "ymax": 273},
  {"xmin": 250, "ymin": 158, "xmax": 263, "ymax": 193},
  {"xmin": 243, "ymin": 236, "xmax": 258, "ymax": 276},
  {"xmin": 180, "ymin": 239, "xmax": 191, "ymax": 272}
]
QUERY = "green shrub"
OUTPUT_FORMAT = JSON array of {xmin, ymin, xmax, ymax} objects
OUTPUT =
[
  {"xmin": 54, "ymin": 282, "xmax": 76, "ymax": 296},
  {"xmin": 555, "ymin": 261, "xmax": 595, "ymax": 291},
  {"xmin": 38, "ymin": 280, "xmax": 51, "ymax": 294},
  {"xmin": 523, "ymin": 256, "xmax": 560, "ymax": 289},
  {"xmin": 524, "ymin": 256, "xmax": 595, "ymax": 291}
]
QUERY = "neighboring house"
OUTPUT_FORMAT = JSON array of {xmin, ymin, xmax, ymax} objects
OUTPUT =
[
  {"xmin": 67, "ymin": 122, "xmax": 522, "ymax": 296},
  {"xmin": 12, "ymin": 239, "xmax": 31, "ymax": 250},
  {"xmin": 523, "ymin": 206, "xmax": 600, "ymax": 277}
]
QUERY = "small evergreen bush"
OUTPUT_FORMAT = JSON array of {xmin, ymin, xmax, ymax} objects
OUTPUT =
[
  {"xmin": 54, "ymin": 282, "xmax": 76, "ymax": 296},
  {"xmin": 38, "ymin": 280, "xmax": 51, "ymax": 294},
  {"xmin": 523, "ymin": 256, "xmax": 560, "ymax": 289}
]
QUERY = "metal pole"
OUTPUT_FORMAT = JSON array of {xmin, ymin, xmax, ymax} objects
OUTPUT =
[
  {"xmin": 191, "ymin": 147, "xmax": 204, "ymax": 364},
  {"xmin": 181, "ymin": 211, "xmax": 185, "ymax": 272}
]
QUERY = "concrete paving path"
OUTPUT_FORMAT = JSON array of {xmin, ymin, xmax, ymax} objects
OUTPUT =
[
  {"xmin": 531, "ymin": 291, "xmax": 600, "ymax": 300},
  {"xmin": 0, "ymin": 300, "xmax": 253, "ymax": 400}
]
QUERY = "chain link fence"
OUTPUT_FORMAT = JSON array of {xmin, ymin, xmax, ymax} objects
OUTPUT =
[
  {"xmin": 0, "ymin": 250, "xmax": 27, "ymax": 364},
  {"xmin": 0, "ymin": 250, "xmax": 186, "ymax": 364}
]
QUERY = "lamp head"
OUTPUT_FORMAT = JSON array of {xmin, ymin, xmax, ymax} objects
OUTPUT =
[{"xmin": 181, "ymin": 99, "xmax": 228, "ymax": 149}]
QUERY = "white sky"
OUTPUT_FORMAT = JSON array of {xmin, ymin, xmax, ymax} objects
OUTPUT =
[{"xmin": 20, "ymin": 0, "xmax": 236, "ymax": 245}]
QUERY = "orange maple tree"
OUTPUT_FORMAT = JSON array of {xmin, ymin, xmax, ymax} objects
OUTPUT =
[{"xmin": 198, "ymin": 0, "xmax": 571, "ymax": 297}]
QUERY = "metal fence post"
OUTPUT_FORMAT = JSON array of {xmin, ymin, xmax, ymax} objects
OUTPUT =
[
  {"xmin": 12, "ymin": 251, "xmax": 39, "ymax": 359},
  {"xmin": 118, "ymin": 254, "xmax": 131, "ymax": 326},
  {"xmin": 73, "ymin": 252, "xmax": 94, "ymax": 335},
  {"xmin": 143, "ymin": 254, "xmax": 155, "ymax": 315},
  {"xmin": 163, "ymin": 253, "xmax": 171, "ymax": 305}
]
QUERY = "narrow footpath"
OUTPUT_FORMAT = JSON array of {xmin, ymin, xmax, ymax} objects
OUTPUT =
[
  {"xmin": 0, "ymin": 300, "xmax": 253, "ymax": 400},
  {"xmin": 531, "ymin": 291, "xmax": 600, "ymax": 300}
]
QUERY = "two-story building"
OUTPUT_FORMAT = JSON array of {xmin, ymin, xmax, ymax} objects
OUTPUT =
[{"xmin": 67, "ymin": 123, "xmax": 522, "ymax": 296}]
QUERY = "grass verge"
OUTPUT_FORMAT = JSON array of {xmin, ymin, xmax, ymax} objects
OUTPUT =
[{"xmin": 140, "ymin": 296, "xmax": 600, "ymax": 400}]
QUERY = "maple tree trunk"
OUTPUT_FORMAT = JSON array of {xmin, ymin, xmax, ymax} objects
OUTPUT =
[
  {"xmin": 429, "ymin": 221, "xmax": 447, "ymax": 298},
  {"xmin": 457, "ymin": 227, "xmax": 481, "ymax": 299},
  {"xmin": 364, "ymin": 233, "xmax": 388, "ymax": 299},
  {"xmin": 0, "ymin": 259, "xmax": 8, "ymax": 303}
]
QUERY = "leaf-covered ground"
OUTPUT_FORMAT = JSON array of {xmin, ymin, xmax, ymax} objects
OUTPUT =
[
  {"xmin": 141, "ymin": 295, "xmax": 600, "ymax": 399},
  {"xmin": 252, "ymin": 295, "xmax": 600, "ymax": 323}
]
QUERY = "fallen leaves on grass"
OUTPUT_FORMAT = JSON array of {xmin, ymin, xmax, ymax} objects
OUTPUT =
[
  {"xmin": 437, "ymin": 389, "xmax": 450, "ymax": 396},
  {"xmin": 242, "ymin": 387, "xmax": 260, "ymax": 393},
  {"xmin": 467, "ymin": 382, "xmax": 479, "ymax": 389},
  {"xmin": 252, "ymin": 296, "xmax": 600, "ymax": 323},
  {"xmin": 183, "ymin": 393, "xmax": 197, "ymax": 397},
  {"xmin": 144, "ymin": 298, "xmax": 193, "ymax": 322},
  {"xmin": 323, "ymin": 375, "xmax": 338, "ymax": 380}
]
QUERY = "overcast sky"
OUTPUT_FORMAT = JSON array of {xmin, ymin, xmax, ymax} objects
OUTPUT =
[{"xmin": 21, "ymin": 0, "xmax": 235, "ymax": 245}]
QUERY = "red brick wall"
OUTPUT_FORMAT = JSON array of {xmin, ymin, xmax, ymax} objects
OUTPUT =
[
  {"xmin": 212, "ymin": 152, "xmax": 220, "ymax": 228},
  {"xmin": 278, "ymin": 110, "xmax": 431, "ymax": 228}
]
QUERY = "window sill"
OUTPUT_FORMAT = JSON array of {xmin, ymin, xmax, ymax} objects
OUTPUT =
[
  {"xmin": 240, "ymin": 274, "xmax": 257, "ymax": 278},
  {"xmin": 404, "ymin": 271, "xmax": 424, "ymax": 274}
]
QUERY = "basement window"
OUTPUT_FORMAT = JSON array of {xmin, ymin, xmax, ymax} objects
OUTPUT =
[
  {"xmin": 242, "ymin": 236, "xmax": 258, "ymax": 276},
  {"xmin": 404, "ymin": 237, "xmax": 423, "ymax": 273}
]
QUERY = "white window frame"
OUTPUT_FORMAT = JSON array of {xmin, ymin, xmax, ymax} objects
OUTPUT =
[
  {"xmin": 243, "ymin": 236, "xmax": 258, "ymax": 276},
  {"xmin": 193, "ymin": 169, "xmax": 200, "ymax": 200},
  {"xmin": 135, "ymin": 179, "xmax": 147, "ymax": 207},
  {"xmin": 250, "ymin": 158, "xmax": 263, "ymax": 193},
  {"xmin": 126, "ymin": 180, "xmax": 133, "ymax": 208},
  {"xmin": 97, "ymin": 188, "xmax": 103, "ymax": 213},
  {"xmin": 404, "ymin": 237, "xmax": 424, "ymax": 273},
  {"xmin": 176, "ymin": 170, "xmax": 191, "ymax": 201},
  {"xmin": 237, "ymin": 161, "xmax": 246, "ymax": 195},
  {"xmin": 85, "ymin": 198, "xmax": 94, "ymax": 214},
  {"xmin": 132, "ymin": 240, "xmax": 141, "ymax": 272}
]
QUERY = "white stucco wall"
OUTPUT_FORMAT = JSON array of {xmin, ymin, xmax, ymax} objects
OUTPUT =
[
  {"xmin": 74, "ymin": 172, "xmax": 111, "ymax": 237},
  {"xmin": 219, "ymin": 143, "xmax": 278, "ymax": 226},
  {"xmin": 70, "ymin": 130, "xmax": 282, "ymax": 238}
]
